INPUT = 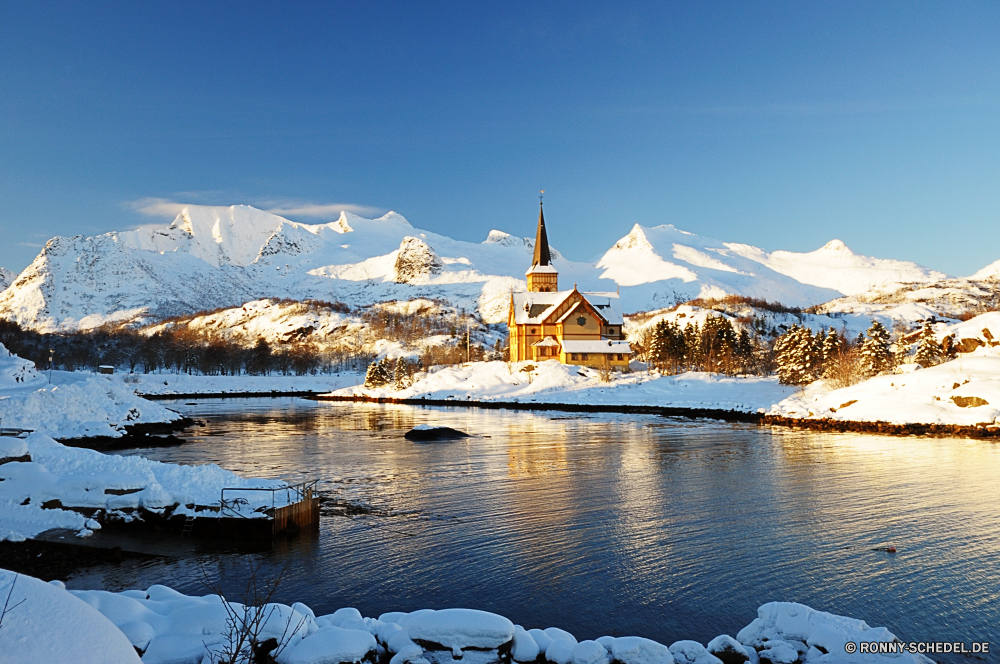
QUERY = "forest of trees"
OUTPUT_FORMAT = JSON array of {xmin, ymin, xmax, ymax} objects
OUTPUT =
[
  {"xmin": 772, "ymin": 319, "xmax": 952, "ymax": 386},
  {"xmin": 0, "ymin": 319, "xmax": 374, "ymax": 376}
]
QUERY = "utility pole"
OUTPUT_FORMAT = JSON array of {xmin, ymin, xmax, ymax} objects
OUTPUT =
[
  {"xmin": 466, "ymin": 319, "xmax": 471, "ymax": 364},
  {"xmin": 48, "ymin": 348, "xmax": 54, "ymax": 384}
]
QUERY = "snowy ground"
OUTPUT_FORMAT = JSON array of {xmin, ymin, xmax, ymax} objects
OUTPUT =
[
  {"xmin": 101, "ymin": 370, "xmax": 366, "ymax": 397},
  {"xmin": 0, "ymin": 568, "xmax": 933, "ymax": 664},
  {"xmin": 0, "ymin": 345, "xmax": 183, "ymax": 439},
  {"xmin": 332, "ymin": 361, "xmax": 797, "ymax": 413},
  {"xmin": 0, "ymin": 431, "xmax": 288, "ymax": 542},
  {"xmin": 771, "ymin": 356, "xmax": 1000, "ymax": 427}
]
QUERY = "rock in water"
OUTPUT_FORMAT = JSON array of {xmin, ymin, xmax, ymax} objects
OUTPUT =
[
  {"xmin": 706, "ymin": 635, "xmax": 748, "ymax": 664},
  {"xmin": 404, "ymin": 425, "xmax": 470, "ymax": 441}
]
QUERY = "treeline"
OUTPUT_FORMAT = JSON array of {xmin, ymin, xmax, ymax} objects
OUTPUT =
[
  {"xmin": 773, "ymin": 320, "xmax": 952, "ymax": 387},
  {"xmin": 0, "ymin": 319, "xmax": 373, "ymax": 376},
  {"xmin": 643, "ymin": 316, "xmax": 774, "ymax": 376}
]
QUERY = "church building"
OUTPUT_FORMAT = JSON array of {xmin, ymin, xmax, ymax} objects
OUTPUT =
[{"xmin": 508, "ymin": 202, "xmax": 631, "ymax": 368}]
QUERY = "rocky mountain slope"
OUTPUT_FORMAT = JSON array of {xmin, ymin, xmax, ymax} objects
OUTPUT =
[{"xmin": 0, "ymin": 204, "xmax": 961, "ymax": 331}]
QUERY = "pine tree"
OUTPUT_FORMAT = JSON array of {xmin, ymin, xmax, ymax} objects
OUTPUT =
[
  {"xmin": 364, "ymin": 357, "xmax": 393, "ymax": 388},
  {"xmin": 393, "ymin": 357, "xmax": 412, "ymax": 390},
  {"xmin": 820, "ymin": 328, "xmax": 840, "ymax": 378},
  {"xmin": 860, "ymin": 321, "xmax": 891, "ymax": 377},
  {"xmin": 649, "ymin": 320, "xmax": 667, "ymax": 370},
  {"xmin": 914, "ymin": 322, "xmax": 942, "ymax": 367}
]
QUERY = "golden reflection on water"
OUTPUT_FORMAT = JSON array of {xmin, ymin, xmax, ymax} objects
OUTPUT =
[{"xmin": 105, "ymin": 399, "xmax": 1000, "ymax": 658}]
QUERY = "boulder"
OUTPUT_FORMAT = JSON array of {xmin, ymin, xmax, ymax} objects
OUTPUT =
[
  {"xmin": 277, "ymin": 626, "xmax": 378, "ymax": 664},
  {"xmin": 706, "ymin": 636, "xmax": 748, "ymax": 664},
  {"xmin": 668, "ymin": 641, "xmax": 722, "ymax": 664},
  {"xmin": 611, "ymin": 636, "xmax": 674, "ymax": 664}
]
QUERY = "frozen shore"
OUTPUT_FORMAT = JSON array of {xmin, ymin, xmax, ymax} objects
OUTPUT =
[
  {"xmin": 328, "ymin": 361, "xmax": 796, "ymax": 415},
  {"xmin": 0, "ymin": 345, "xmax": 184, "ymax": 440},
  {"xmin": 0, "ymin": 568, "xmax": 934, "ymax": 664},
  {"xmin": 770, "ymin": 357, "xmax": 1000, "ymax": 431}
]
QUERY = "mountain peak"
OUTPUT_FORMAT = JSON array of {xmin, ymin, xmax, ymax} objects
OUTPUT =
[
  {"xmin": 611, "ymin": 225, "xmax": 653, "ymax": 252},
  {"xmin": 818, "ymin": 239, "xmax": 853, "ymax": 255}
]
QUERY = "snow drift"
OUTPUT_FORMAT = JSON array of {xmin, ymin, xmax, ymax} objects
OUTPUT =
[{"xmin": 0, "ymin": 571, "xmax": 933, "ymax": 664}]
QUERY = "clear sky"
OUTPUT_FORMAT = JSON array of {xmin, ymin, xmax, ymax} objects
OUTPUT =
[{"xmin": 1, "ymin": 1, "xmax": 998, "ymax": 276}]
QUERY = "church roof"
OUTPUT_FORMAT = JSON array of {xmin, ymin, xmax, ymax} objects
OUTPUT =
[
  {"xmin": 511, "ymin": 290, "xmax": 576, "ymax": 325},
  {"xmin": 531, "ymin": 202, "xmax": 551, "ymax": 267},
  {"xmin": 562, "ymin": 340, "xmax": 633, "ymax": 354},
  {"xmin": 581, "ymin": 292, "xmax": 624, "ymax": 326}
]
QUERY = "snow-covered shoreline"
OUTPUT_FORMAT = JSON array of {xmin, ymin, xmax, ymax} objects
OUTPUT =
[
  {"xmin": 0, "ymin": 568, "xmax": 934, "ymax": 664},
  {"xmin": 0, "ymin": 345, "xmax": 184, "ymax": 440},
  {"xmin": 770, "ymin": 357, "xmax": 1000, "ymax": 430},
  {"xmin": 328, "ymin": 361, "xmax": 796, "ymax": 415}
]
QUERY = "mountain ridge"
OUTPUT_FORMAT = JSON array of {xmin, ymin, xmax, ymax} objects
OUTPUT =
[{"xmin": 0, "ymin": 204, "xmax": 961, "ymax": 331}]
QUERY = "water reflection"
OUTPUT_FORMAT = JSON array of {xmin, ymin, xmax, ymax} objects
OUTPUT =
[{"xmin": 69, "ymin": 399, "xmax": 1000, "ymax": 663}]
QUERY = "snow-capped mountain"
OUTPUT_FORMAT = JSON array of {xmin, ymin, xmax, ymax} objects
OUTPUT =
[
  {"xmin": 0, "ymin": 267, "xmax": 15, "ymax": 291},
  {"xmin": 0, "ymin": 204, "xmax": 957, "ymax": 331}
]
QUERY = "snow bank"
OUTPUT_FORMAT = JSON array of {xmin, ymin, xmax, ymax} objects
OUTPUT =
[
  {"xmin": 0, "ymin": 432, "xmax": 287, "ymax": 541},
  {"xmin": 0, "ymin": 575, "xmax": 932, "ymax": 664},
  {"xmin": 331, "ymin": 361, "xmax": 795, "ymax": 414},
  {"xmin": 0, "ymin": 344, "xmax": 183, "ymax": 439},
  {"xmin": 0, "ymin": 569, "xmax": 141, "ymax": 663},
  {"xmin": 771, "ymin": 356, "xmax": 1000, "ymax": 426}
]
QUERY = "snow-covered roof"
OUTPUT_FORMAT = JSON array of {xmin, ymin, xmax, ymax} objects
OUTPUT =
[
  {"xmin": 511, "ymin": 290, "xmax": 577, "ymax": 325},
  {"xmin": 532, "ymin": 336, "xmax": 561, "ymax": 347},
  {"xmin": 581, "ymin": 292, "xmax": 624, "ymax": 325},
  {"xmin": 562, "ymin": 340, "xmax": 632, "ymax": 354},
  {"xmin": 525, "ymin": 264, "xmax": 558, "ymax": 274}
]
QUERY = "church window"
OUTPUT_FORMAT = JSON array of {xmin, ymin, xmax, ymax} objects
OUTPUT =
[{"xmin": 576, "ymin": 316, "xmax": 586, "ymax": 326}]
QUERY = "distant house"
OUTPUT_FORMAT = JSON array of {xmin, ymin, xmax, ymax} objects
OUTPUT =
[{"xmin": 508, "ymin": 203, "xmax": 631, "ymax": 368}]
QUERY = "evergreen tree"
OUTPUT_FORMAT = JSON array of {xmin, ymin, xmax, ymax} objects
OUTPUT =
[
  {"xmin": 364, "ymin": 357, "xmax": 392, "ymax": 388},
  {"xmin": 820, "ymin": 328, "xmax": 841, "ymax": 380},
  {"xmin": 649, "ymin": 320, "xmax": 668, "ymax": 370},
  {"xmin": 683, "ymin": 322, "xmax": 701, "ymax": 371},
  {"xmin": 860, "ymin": 321, "xmax": 891, "ymax": 377},
  {"xmin": 736, "ymin": 328, "xmax": 753, "ymax": 375},
  {"xmin": 914, "ymin": 322, "xmax": 943, "ymax": 367},
  {"xmin": 393, "ymin": 357, "xmax": 412, "ymax": 390}
]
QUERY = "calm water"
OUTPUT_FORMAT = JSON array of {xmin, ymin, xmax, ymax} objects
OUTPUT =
[{"xmin": 69, "ymin": 398, "xmax": 1000, "ymax": 661}]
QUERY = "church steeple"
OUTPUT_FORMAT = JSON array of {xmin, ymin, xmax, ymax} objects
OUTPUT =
[
  {"xmin": 526, "ymin": 195, "xmax": 558, "ymax": 292},
  {"xmin": 531, "ymin": 201, "xmax": 551, "ymax": 267}
]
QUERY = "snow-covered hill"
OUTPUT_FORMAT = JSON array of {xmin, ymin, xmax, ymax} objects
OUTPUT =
[
  {"xmin": 815, "ymin": 274, "xmax": 1000, "ymax": 321},
  {"xmin": 0, "ymin": 204, "xmax": 958, "ymax": 331}
]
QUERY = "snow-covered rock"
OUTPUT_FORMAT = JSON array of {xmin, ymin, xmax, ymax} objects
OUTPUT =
[
  {"xmin": 669, "ymin": 641, "xmax": 723, "ymax": 664},
  {"xmin": 0, "ymin": 576, "xmax": 933, "ymax": 664},
  {"xmin": 570, "ymin": 640, "xmax": 612, "ymax": 664},
  {"xmin": 706, "ymin": 635, "xmax": 749, "ymax": 664},
  {"xmin": 610, "ymin": 636, "xmax": 676, "ymax": 664},
  {"xmin": 736, "ymin": 602, "xmax": 930, "ymax": 663},
  {"xmin": 403, "ymin": 608, "xmax": 514, "ymax": 653},
  {"xmin": 0, "ymin": 570, "xmax": 142, "ymax": 663},
  {"xmin": 277, "ymin": 625, "xmax": 378, "ymax": 664},
  {"xmin": 512, "ymin": 626, "xmax": 541, "ymax": 662}
]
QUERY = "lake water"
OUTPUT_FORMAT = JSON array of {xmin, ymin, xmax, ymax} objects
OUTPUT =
[{"xmin": 68, "ymin": 398, "xmax": 1000, "ymax": 661}]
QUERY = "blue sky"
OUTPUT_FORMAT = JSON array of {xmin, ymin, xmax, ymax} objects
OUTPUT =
[{"xmin": 1, "ymin": 1, "xmax": 998, "ymax": 276}]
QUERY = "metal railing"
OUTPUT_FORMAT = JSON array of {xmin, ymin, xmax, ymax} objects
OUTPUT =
[{"xmin": 219, "ymin": 480, "xmax": 318, "ymax": 519}]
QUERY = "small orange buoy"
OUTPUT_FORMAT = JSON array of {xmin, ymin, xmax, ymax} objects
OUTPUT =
[{"xmin": 886, "ymin": 546, "xmax": 897, "ymax": 553}]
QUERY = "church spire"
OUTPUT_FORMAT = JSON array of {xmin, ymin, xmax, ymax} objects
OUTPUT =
[
  {"xmin": 532, "ymin": 199, "xmax": 551, "ymax": 267},
  {"xmin": 526, "ymin": 193, "xmax": 558, "ymax": 293}
]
